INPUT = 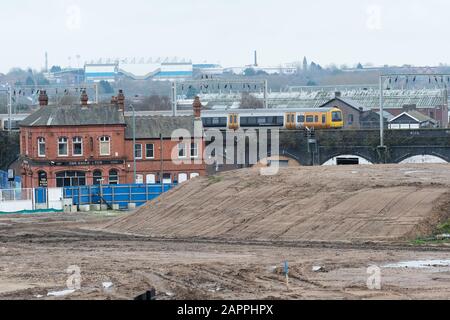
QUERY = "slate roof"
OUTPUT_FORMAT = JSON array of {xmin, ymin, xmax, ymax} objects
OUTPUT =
[
  {"xmin": 389, "ymin": 110, "xmax": 437, "ymax": 123},
  {"xmin": 20, "ymin": 105, "xmax": 125, "ymax": 127},
  {"xmin": 125, "ymin": 115, "xmax": 197, "ymax": 139}
]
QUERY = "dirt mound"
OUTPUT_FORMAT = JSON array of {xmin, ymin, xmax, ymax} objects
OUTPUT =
[{"xmin": 102, "ymin": 164, "xmax": 450, "ymax": 242}]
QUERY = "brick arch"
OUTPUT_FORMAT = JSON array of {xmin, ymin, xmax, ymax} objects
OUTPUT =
[
  {"xmin": 254, "ymin": 155, "xmax": 302, "ymax": 168},
  {"xmin": 396, "ymin": 153, "xmax": 449, "ymax": 164},
  {"xmin": 321, "ymin": 153, "xmax": 374, "ymax": 166}
]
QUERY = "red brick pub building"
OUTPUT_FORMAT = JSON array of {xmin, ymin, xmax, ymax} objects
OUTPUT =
[{"xmin": 19, "ymin": 90, "xmax": 206, "ymax": 188}]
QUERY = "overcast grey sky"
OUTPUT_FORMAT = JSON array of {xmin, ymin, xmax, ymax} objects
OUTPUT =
[{"xmin": 1, "ymin": 0, "xmax": 449, "ymax": 72}]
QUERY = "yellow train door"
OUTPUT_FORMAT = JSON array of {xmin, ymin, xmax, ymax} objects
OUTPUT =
[
  {"xmin": 285, "ymin": 113, "xmax": 296, "ymax": 129},
  {"xmin": 228, "ymin": 113, "xmax": 239, "ymax": 130}
]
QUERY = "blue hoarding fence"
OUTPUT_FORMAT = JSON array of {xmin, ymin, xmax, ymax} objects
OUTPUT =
[
  {"xmin": 0, "ymin": 170, "xmax": 21, "ymax": 189},
  {"xmin": 63, "ymin": 183, "xmax": 176, "ymax": 209}
]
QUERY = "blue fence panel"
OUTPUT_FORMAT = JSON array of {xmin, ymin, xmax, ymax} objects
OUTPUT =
[
  {"xmin": 35, "ymin": 188, "xmax": 47, "ymax": 204},
  {"xmin": 63, "ymin": 183, "xmax": 176, "ymax": 209}
]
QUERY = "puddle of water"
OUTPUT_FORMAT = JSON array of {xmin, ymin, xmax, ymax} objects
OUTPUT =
[{"xmin": 383, "ymin": 260, "xmax": 450, "ymax": 269}]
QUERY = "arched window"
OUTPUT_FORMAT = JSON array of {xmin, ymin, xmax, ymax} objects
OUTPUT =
[
  {"xmin": 100, "ymin": 136, "xmax": 111, "ymax": 156},
  {"xmin": 58, "ymin": 137, "xmax": 68, "ymax": 157},
  {"xmin": 93, "ymin": 170, "xmax": 103, "ymax": 185},
  {"xmin": 37, "ymin": 137, "xmax": 46, "ymax": 157},
  {"xmin": 38, "ymin": 171, "xmax": 48, "ymax": 188},
  {"xmin": 109, "ymin": 169, "xmax": 119, "ymax": 185},
  {"xmin": 73, "ymin": 137, "xmax": 83, "ymax": 156}
]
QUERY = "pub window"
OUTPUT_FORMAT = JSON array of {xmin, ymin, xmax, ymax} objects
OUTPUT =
[
  {"xmin": 73, "ymin": 137, "xmax": 83, "ymax": 156},
  {"xmin": 99, "ymin": 136, "xmax": 110, "ymax": 156},
  {"xmin": 191, "ymin": 142, "xmax": 199, "ymax": 158},
  {"xmin": 93, "ymin": 170, "xmax": 103, "ymax": 185},
  {"xmin": 38, "ymin": 171, "xmax": 48, "ymax": 188},
  {"xmin": 56, "ymin": 171, "xmax": 86, "ymax": 188},
  {"xmin": 178, "ymin": 143, "xmax": 187, "ymax": 158},
  {"xmin": 37, "ymin": 137, "xmax": 46, "ymax": 157},
  {"xmin": 134, "ymin": 143, "xmax": 142, "ymax": 159},
  {"xmin": 146, "ymin": 144, "xmax": 154, "ymax": 159},
  {"xmin": 58, "ymin": 137, "xmax": 68, "ymax": 157},
  {"xmin": 109, "ymin": 169, "xmax": 119, "ymax": 185}
]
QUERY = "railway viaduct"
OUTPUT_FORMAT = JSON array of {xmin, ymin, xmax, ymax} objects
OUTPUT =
[{"xmin": 278, "ymin": 129, "xmax": 450, "ymax": 166}]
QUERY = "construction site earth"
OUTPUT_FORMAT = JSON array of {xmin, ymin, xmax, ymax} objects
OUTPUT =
[{"xmin": 0, "ymin": 164, "xmax": 449, "ymax": 300}]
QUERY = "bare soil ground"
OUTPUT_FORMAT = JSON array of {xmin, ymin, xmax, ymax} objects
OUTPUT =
[
  {"xmin": 0, "ymin": 165, "xmax": 449, "ymax": 300},
  {"xmin": 102, "ymin": 164, "xmax": 450, "ymax": 242}
]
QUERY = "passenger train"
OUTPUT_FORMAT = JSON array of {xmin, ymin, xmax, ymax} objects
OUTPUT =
[{"xmin": 202, "ymin": 107, "xmax": 344, "ymax": 130}]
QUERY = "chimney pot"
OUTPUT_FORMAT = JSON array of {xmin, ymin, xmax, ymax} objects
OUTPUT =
[
  {"xmin": 38, "ymin": 90, "xmax": 48, "ymax": 107},
  {"xmin": 335, "ymin": 91, "xmax": 341, "ymax": 98},
  {"xmin": 193, "ymin": 96, "xmax": 202, "ymax": 118},
  {"xmin": 80, "ymin": 90, "xmax": 89, "ymax": 106},
  {"xmin": 117, "ymin": 90, "xmax": 125, "ymax": 112}
]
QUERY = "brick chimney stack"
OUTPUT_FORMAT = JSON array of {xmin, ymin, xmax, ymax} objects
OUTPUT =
[
  {"xmin": 193, "ymin": 96, "xmax": 202, "ymax": 118},
  {"xmin": 80, "ymin": 90, "xmax": 89, "ymax": 106},
  {"xmin": 117, "ymin": 90, "xmax": 125, "ymax": 112},
  {"xmin": 38, "ymin": 90, "xmax": 48, "ymax": 107}
]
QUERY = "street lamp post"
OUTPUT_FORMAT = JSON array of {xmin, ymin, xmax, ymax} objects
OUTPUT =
[{"xmin": 129, "ymin": 104, "xmax": 137, "ymax": 184}]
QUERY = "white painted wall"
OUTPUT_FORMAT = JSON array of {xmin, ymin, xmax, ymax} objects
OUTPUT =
[
  {"xmin": 322, "ymin": 155, "xmax": 373, "ymax": 166},
  {"xmin": 400, "ymin": 155, "xmax": 448, "ymax": 164},
  {"xmin": 48, "ymin": 188, "xmax": 63, "ymax": 210},
  {"xmin": 0, "ymin": 200, "xmax": 33, "ymax": 213}
]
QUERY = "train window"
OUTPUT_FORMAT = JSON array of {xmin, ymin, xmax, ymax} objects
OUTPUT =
[
  {"xmin": 257, "ymin": 117, "xmax": 266, "ymax": 124},
  {"xmin": 276, "ymin": 117, "xmax": 284, "ymax": 125},
  {"xmin": 306, "ymin": 115, "xmax": 314, "ymax": 123},
  {"xmin": 240, "ymin": 117, "xmax": 248, "ymax": 125},
  {"xmin": 212, "ymin": 117, "xmax": 220, "ymax": 125},
  {"xmin": 322, "ymin": 114, "xmax": 326, "ymax": 124},
  {"xmin": 234, "ymin": 115, "xmax": 237, "ymax": 124},
  {"xmin": 315, "ymin": 115, "xmax": 319, "ymax": 123},
  {"xmin": 298, "ymin": 115, "xmax": 305, "ymax": 123},
  {"xmin": 332, "ymin": 111, "xmax": 342, "ymax": 122}
]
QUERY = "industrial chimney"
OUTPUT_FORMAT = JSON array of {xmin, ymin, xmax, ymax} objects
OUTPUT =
[
  {"xmin": 254, "ymin": 50, "xmax": 258, "ymax": 67},
  {"xmin": 38, "ymin": 90, "xmax": 48, "ymax": 107}
]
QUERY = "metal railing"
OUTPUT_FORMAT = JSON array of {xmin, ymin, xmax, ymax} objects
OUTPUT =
[{"xmin": 0, "ymin": 188, "xmax": 33, "ymax": 202}]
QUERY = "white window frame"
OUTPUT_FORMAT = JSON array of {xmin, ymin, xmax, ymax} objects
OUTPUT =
[
  {"xmin": 58, "ymin": 137, "xmax": 68, "ymax": 157},
  {"xmin": 37, "ymin": 137, "xmax": 46, "ymax": 157},
  {"xmin": 178, "ymin": 143, "xmax": 187, "ymax": 159},
  {"xmin": 134, "ymin": 143, "xmax": 142, "ymax": 159},
  {"xmin": 136, "ymin": 174, "xmax": 144, "ymax": 184},
  {"xmin": 190, "ymin": 142, "xmax": 199, "ymax": 159},
  {"xmin": 190, "ymin": 172, "xmax": 200, "ymax": 179},
  {"xmin": 72, "ymin": 137, "xmax": 83, "ymax": 157},
  {"xmin": 99, "ymin": 136, "xmax": 111, "ymax": 156},
  {"xmin": 178, "ymin": 173, "xmax": 188, "ymax": 184},
  {"xmin": 146, "ymin": 174, "xmax": 156, "ymax": 184},
  {"xmin": 145, "ymin": 143, "xmax": 155, "ymax": 159}
]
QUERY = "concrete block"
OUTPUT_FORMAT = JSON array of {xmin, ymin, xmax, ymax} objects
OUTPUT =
[
  {"xmin": 100, "ymin": 204, "xmax": 108, "ymax": 211},
  {"xmin": 112, "ymin": 204, "xmax": 120, "ymax": 211},
  {"xmin": 35, "ymin": 204, "xmax": 48, "ymax": 210},
  {"xmin": 79, "ymin": 205, "xmax": 90, "ymax": 212},
  {"xmin": 91, "ymin": 204, "xmax": 101, "ymax": 211},
  {"xmin": 127, "ymin": 203, "xmax": 136, "ymax": 210},
  {"xmin": 70, "ymin": 205, "xmax": 78, "ymax": 213}
]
